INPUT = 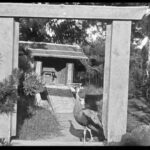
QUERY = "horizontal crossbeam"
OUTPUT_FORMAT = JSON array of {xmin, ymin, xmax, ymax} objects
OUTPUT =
[{"xmin": 0, "ymin": 3, "xmax": 148, "ymax": 20}]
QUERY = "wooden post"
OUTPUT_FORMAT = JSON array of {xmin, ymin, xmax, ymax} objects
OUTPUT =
[
  {"xmin": 35, "ymin": 61, "xmax": 42, "ymax": 76},
  {"xmin": 66, "ymin": 63, "xmax": 74, "ymax": 85},
  {"xmin": 102, "ymin": 21, "xmax": 131, "ymax": 142}
]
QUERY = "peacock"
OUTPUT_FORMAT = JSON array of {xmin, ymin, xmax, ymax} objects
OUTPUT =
[{"xmin": 71, "ymin": 85, "xmax": 104, "ymax": 143}]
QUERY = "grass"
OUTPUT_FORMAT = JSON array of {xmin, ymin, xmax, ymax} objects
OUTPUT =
[{"xmin": 18, "ymin": 106, "xmax": 61, "ymax": 140}]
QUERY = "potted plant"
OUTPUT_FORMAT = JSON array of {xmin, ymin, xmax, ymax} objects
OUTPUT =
[{"xmin": 22, "ymin": 72, "xmax": 45, "ymax": 106}]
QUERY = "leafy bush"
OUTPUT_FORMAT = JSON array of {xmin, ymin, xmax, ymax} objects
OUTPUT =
[
  {"xmin": 23, "ymin": 72, "xmax": 45, "ymax": 96},
  {"xmin": 0, "ymin": 69, "xmax": 20, "ymax": 114},
  {"xmin": 80, "ymin": 38, "xmax": 105, "ymax": 87}
]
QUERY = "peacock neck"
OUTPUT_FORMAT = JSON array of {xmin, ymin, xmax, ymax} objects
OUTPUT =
[{"xmin": 73, "ymin": 95, "xmax": 83, "ymax": 115}]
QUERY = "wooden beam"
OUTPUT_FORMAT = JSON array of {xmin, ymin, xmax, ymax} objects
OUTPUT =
[
  {"xmin": 29, "ymin": 48, "xmax": 84, "ymax": 54},
  {"xmin": 32, "ymin": 53, "xmax": 88, "ymax": 59},
  {"xmin": 0, "ymin": 3, "xmax": 147, "ymax": 20},
  {"xmin": 104, "ymin": 21, "xmax": 131, "ymax": 142}
]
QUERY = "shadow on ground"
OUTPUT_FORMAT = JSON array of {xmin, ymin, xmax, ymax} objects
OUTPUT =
[
  {"xmin": 68, "ymin": 120, "xmax": 103, "ymax": 142},
  {"xmin": 68, "ymin": 120, "xmax": 84, "ymax": 141}
]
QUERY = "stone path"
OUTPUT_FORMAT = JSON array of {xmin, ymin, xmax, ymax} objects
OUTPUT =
[
  {"xmin": 48, "ymin": 96, "xmax": 75, "ymax": 113},
  {"xmin": 47, "ymin": 86, "xmax": 75, "ymax": 113}
]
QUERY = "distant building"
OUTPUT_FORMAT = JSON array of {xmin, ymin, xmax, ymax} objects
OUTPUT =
[{"xmin": 19, "ymin": 41, "xmax": 88, "ymax": 86}]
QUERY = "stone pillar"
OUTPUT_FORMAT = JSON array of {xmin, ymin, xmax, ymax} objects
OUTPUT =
[
  {"xmin": 102, "ymin": 23, "xmax": 112, "ymax": 140},
  {"xmin": 11, "ymin": 21, "xmax": 19, "ymax": 137},
  {"xmin": 66, "ymin": 63, "xmax": 74, "ymax": 85},
  {"xmin": 0, "ymin": 18, "xmax": 15, "ymax": 142},
  {"xmin": 0, "ymin": 114, "xmax": 11, "ymax": 142},
  {"xmin": 35, "ymin": 61, "xmax": 42, "ymax": 76},
  {"xmin": 12, "ymin": 21, "xmax": 19, "ymax": 69},
  {"xmin": 102, "ymin": 21, "xmax": 131, "ymax": 142},
  {"xmin": 0, "ymin": 18, "xmax": 14, "ymax": 81}
]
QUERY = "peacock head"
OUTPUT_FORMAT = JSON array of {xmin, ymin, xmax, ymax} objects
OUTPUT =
[{"xmin": 80, "ymin": 97, "xmax": 85, "ymax": 106}]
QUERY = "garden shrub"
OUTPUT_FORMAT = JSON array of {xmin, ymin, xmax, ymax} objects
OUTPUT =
[
  {"xmin": 23, "ymin": 72, "xmax": 45, "ymax": 96},
  {"xmin": 0, "ymin": 69, "xmax": 20, "ymax": 114},
  {"xmin": 17, "ymin": 72, "xmax": 45, "ymax": 134}
]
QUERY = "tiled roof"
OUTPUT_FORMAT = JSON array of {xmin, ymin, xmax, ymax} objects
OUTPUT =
[{"xmin": 19, "ymin": 41, "xmax": 88, "ymax": 60}]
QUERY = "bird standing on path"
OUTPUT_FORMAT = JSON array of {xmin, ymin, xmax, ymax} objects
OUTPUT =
[{"xmin": 72, "ymin": 85, "xmax": 104, "ymax": 143}]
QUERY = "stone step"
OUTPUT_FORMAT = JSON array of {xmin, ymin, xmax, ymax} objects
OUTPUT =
[
  {"xmin": 46, "ymin": 87, "xmax": 75, "ymax": 113},
  {"xmin": 11, "ymin": 140, "xmax": 104, "ymax": 146}
]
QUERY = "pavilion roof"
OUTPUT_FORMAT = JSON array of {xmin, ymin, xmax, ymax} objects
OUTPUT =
[{"xmin": 19, "ymin": 41, "xmax": 88, "ymax": 60}]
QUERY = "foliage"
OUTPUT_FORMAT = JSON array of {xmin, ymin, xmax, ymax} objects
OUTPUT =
[
  {"xmin": 0, "ymin": 69, "xmax": 20, "ymax": 114},
  {"xmin": 18, "ymin": 43, "xmax": 38, "ymax": 96},
  {"xmin": 80, "ymin": 37, "xmax": 105, "ymax": 86},
  {"xmin": 19, "ymin": 44, "xmax": 35, "ymax": 73},
  {"xmin": 46, "ymin": 19, "xmax": 87, "ymax": 44},
  {"xmin": 23, "ymin": 72, "xmax": 45, "ymax": 96},
  {"xmin": 19, "ymin": 17, "xmax": 106, "ymax": 44},
  {"xmin": 17, "ymin": 45, "xmax": 45, "ymax": 134},
  {"xmin": 17, "ymin": 75, "xmax": 45, "ymax": 138},
  {"xmin": 128, "ymin": 45, "xmax": 144, "ymax": 98},
  {"xmin": 19, "ymin": 18, "xmax": 49, "ymax": 42}
]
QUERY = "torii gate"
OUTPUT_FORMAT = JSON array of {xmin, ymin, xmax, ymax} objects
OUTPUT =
[{"xmin": 0, "ymin": 3, "xmax": 148, "ymax": 143}]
